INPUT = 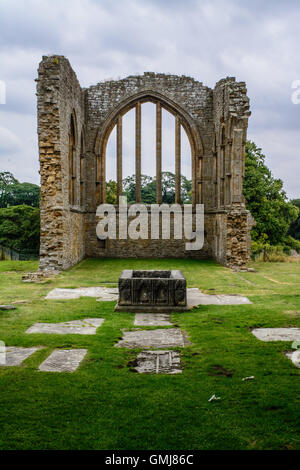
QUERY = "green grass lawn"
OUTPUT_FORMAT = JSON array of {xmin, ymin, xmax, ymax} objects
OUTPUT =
[{"xmin": 0, "ymin": 258, "xmax": 299, "ymax": 450}]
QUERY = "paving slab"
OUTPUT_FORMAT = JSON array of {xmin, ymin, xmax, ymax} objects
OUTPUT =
[
  {"xmin": 133, "ymin": 350, "xmax": 182, "ymax": 374},
  {"xmin": 0, "ymin": 346, "xmax": 42, "ymax": 367},
  {"xmin": 39, "ymin": 349, "xmax": 87, "ymax": 372},
  {"xmin": 285, "ymin": 350, "xmax": 300, "ymax": 369},
  {"xmin": 134, "ymin": 313, "xmax": 172, "ymax": 326},
  {"xmin": 252, "ymin": 328, "xmax": 300, "ymax": 342},
  {"xmin": 45, "ymin": 287, "xmax": 118, "ymax": 301},
  {"xmin": 187, "ymin": 288, "xmax": 252, "ymax": 307},
  {"xmin": 115, "ymin": 328, "xmax": 188, "ymax": 349},
  {"xmin": 26, "ymin": 318, "xmax": 104, "ymax": 335}
]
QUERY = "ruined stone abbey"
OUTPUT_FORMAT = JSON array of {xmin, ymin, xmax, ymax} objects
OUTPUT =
[{"xmin": 36, "ymin": 55, "xmax": 252, "ymax": 272}]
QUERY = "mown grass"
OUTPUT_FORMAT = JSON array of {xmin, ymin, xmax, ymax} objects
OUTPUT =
[{"xmin": 0, "ymin": 258, "xmax": 299, "ymax": 450}]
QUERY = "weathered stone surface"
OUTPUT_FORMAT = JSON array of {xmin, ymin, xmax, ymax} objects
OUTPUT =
[
  {"xmin": 285, "ymin": 350, "xmax": 300, "ymax": 368},
  {"xmin": 116, "ymin": 269, "xmax": 187, "ymax": 312},
  {"xmin": 252, "ymin": 328, "xmax": 300, "ymax": 342},
  {"xmin": 39, "ymin": 349, "xmax": 87, "ymax": 372},
  {"xmin": 36, "ymin": 55, "xmax": 252, "ymax": 273},
  {"xmin": 134, "ymin": 313, "xmax": 172, "ymax": 326},
  {"xmin": 26, "ymin": 318, "xmax": 104, "ymax": 335},
  {"xmin": 0, "ymin": 305, "xmax": 16, "ymax": 311},
  {"xmin": 45, "ymin": 287, "xmax": 118, "ymax": 300},
  {"xmin": 133, "ymin": 350, "xmax": 182, "ymax": 374},
  {"xmin": 115, "ymin": 328, "xmax": 188, "ymax": 349},
  {"xmin": 187, "ymin": 288, "xmax": 251, "ymax": 306},
  {"xmin": 22, "ymin": 272, "xmax": 57, "ymax": 283},
  {"xmin": 0, "ymin": 347, "xmax": 42, "ymax": 367}
]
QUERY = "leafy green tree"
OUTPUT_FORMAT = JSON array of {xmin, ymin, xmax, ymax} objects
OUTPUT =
[
  {"xmin": 288, "ymin": 199, "xmax": 300, "ymax": 240},
  {"xmin": 106, "ymin": 180, "xmax": 117, "ymax": 204},
  {"xmin": 122, "ymin": 172, "xmax": 192, "ymax": 204},
  {"xmin": 0, "ymin": 171, "xmax": 18, "ymax": 207},
  {"xmin": 243, "ymin": 141, "xmax": 299, "ymax": 245},
  {"xmin": 0, "ymin": 205, "xmax": 40, "ymax": 252},
  {"xmin": 123, "ymin": 175, "xmax": 156, "ymax": 204},
  {"xmin": 0, "ymin": 171, "xmax": 40, "ymax": 208}
]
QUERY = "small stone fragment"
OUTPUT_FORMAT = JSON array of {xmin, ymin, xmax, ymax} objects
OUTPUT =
[{"xmin": 208, "ymin": 394, "xmax": 221, "ymax": 402}]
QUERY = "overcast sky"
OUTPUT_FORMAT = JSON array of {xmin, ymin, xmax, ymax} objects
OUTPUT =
[{"xmin": 0, "ymin": 0, "xmax": 300, "ymax": 198}]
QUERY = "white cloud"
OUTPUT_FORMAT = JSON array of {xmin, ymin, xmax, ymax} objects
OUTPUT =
[
  {"xmin": 0, "ymin": 126, "xmax": 21, "ymax": 153},
  {"xmin": 0, "ymin": 0, "xmax": 299, "ymax": 198}
]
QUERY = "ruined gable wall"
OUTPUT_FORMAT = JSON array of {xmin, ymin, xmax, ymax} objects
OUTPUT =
[{"xmin": 85, "ymin": 73, "xmax": 214, "ymax": 210}]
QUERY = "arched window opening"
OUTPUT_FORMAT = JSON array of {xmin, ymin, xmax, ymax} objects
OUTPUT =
[
  {"xmin": 69, "ymin": 113, "xmax": 77, "ymax": 205},
  {"xmin": 105, "ymin": 126, "xmax": 117, "ymax": 204},
  {"xmin": 102, "ymin": 100, "xmax": 193, "ymax": 206},
  {"xmin": 80, "ymin": 131, "xmax": 85, "ymax": 207},
  {"xmin": 220, "ymin": 125, "xmax": 226, "ymax": 207},
  {"xmin": 180, "ymin": 123, "xmax": 192, "ymax": 204}
]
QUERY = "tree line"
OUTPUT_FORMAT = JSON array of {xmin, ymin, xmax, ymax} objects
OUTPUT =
[{"xmin": 0, "ymin": 140, "xmax": 299, "ymax": 256}]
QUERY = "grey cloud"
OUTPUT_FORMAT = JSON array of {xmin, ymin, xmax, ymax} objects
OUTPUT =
[{"xmin": 0, "ymin": 0, "xmax": 299, "ymax": 198}]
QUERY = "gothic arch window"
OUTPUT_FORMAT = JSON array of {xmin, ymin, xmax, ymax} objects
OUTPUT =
[
  {"xmin": 68, "ymin": 111, "xmax": 77, "ymax": 205},
  {"xmin": 80, "ymin": 129, "xmax": 85, "ymax": 207},
  {"xmin": 220, "ymin": 124, "xmax": 226, "ymax": 207},
  {"xmin": 96, "ymin": 98, "xmax": 197, "ymax": 206}
]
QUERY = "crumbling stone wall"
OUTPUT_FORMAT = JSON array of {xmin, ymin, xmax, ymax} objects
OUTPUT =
[
  {"xmin": 37, "ymin": 56, "xmax": 85, "ymax": 271},
  {"xmin": 36, "ymin": 55, "xmax": 252, "ymax": 271}
]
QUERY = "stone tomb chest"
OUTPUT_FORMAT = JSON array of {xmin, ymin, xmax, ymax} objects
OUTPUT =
[{"xmin": 115, "ymin": 270, "xmax": 187, "ymax": 312}]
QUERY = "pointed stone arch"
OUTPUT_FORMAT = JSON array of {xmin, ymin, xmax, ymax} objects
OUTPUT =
[{"xmin": 94, "ymin": 90, "xmax": 204, "ymax": 206}]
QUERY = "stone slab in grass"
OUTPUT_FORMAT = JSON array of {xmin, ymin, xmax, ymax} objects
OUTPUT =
[
  {"xmin": 252, "ymin": 328, "xmax": 300, "ymax": 342},
  {"xmin": 45, "ymin": 287, "xmax": 118, "ymax": 301},
  {"xmin": 187, "ymin": 288, "xmax": 252, "ymax": 307},
  {"xmin": 134, "ymin": 313, "xmax": 172, "ymax": 326},
  {"xmin": 286, "ymin": 350, "xmax": 300, "ymax": 369},
  {"xmin": 115, "ymin": 328, "xmax": 188, "ymax": 349},
  {"xmin": 39, "ymin": 349, "xmax": 87, "ymax": 372},
  {"xmin": 0, "ymin": 305, "xmax": 16, "ymax": 311},
  {"xmin": 0, "ymin": 346, "xmax": 42, "ymax": 367},
  {"xmin": 133, "ymin": 350, "xmax": 182, "ymax": 374},
  {"xmin": 26, "ymin": 318, "xmax": 104, "ymax": 335}
]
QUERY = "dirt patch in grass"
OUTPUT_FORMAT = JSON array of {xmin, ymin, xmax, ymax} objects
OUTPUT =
[
  {"xmin": 285, "ymin": 310, "xmax": 300, "ymax": 317},
  {"xmin": 208, "ymin": 365, "xmax": 234, "ymax": 377}
]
